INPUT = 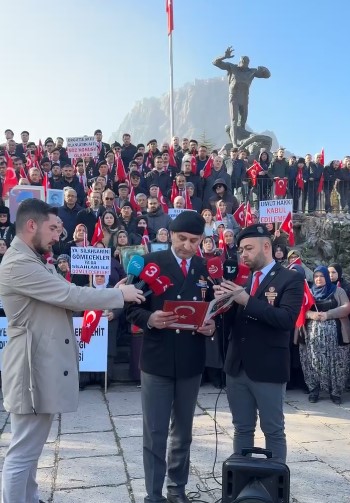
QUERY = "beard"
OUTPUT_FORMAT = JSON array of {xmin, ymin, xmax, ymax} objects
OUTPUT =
[{"xmin": 32, "ymin": 230, "xmax": 51, "ymax": 255}]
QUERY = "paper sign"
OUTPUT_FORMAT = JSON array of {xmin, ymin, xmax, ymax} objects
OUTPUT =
[
  {"xmin": 70, "ymin": 246, "xmax": 111, "ymax": 275},
  {"xmin": 259, "ymin": 199, "xmax": 293, "ymax": 223},
  {"xmin": 66, "ymin": 136, "xmax": 98, "ymax": 160}
]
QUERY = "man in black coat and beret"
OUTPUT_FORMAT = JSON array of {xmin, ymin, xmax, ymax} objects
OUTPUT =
[
  {"xmin": 214, "ymin": 224, "xmax": 304, "ymax": 463},
  {"xmin": 126, "ymin": 211, "xmax": 215, "ymax": 503}
]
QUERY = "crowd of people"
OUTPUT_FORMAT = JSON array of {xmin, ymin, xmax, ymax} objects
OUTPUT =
[{"xmin": 0, "ymin": 129, "xmax": 349, "ymax": 400}]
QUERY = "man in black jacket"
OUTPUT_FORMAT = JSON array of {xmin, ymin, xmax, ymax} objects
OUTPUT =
[
  {"xmin": 126, "ymin": 211, "xmax": 215, "ymax": 503},
  {"xmin": 215, "ymin": 224, "xmax": 304, "ymax": 462}
]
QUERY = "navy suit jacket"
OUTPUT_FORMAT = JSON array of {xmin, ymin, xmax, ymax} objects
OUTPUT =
[
  {"xmin": 224, "ymin": 263, "xmax": 304, "ymax": 383},
  {"xmin": 126, "ymin": 249, "xmax": 213, "ymax": 378}
]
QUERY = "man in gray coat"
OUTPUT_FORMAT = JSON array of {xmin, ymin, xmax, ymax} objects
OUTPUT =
[{"xmin": 0, "ymin": 199, "xmax": 144, "ymax": 503}]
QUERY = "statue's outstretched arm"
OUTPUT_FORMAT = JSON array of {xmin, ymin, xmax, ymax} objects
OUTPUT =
[{"xmin": 213, "ymin": 46, "xmax": 235, "ymax": 71}]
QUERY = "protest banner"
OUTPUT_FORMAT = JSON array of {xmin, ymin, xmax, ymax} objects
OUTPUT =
[
  {"xmin": 66, "ymin": 136, "xmax": 98, "ymax": 160},
  {"xmin": 70, "ymin": 246, "xmax": 111, "ymax": 275},
  {"xmin": 0, "ymin": 317, "xmax": 108, "ymax": 372},
  {"xmin": 259, "ymin": 199, "xmax": 293, "ymax": 224},
  {"xmin": 168, "ymin": 208, "xmax": 195, "ymax": 220}
]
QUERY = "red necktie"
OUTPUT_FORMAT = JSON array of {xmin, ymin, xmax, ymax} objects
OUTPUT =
[
  {"xmin": 80, "ymin": 175, "xmax": 84, "ymax": 185},
  {"xmin": 180, "ymin": 259, "xmax": 187, "ymax": 277},
  {"xmin": 250, "ymin": 271, "xmax": 262, "ymax": 296}
]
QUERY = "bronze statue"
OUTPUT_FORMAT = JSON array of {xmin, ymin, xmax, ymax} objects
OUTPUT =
[{"xmin": 213, "ymin": 46, "xmax": 271, "ymax": 147}]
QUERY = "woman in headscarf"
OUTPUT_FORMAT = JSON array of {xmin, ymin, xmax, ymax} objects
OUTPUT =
[
  {"xmin": 201, "ymin": 236, "xmax": 217, "ymax": 261},
  {"xmin": 328, "ymin": 263, "xmax": 350, "ymax": 298},
  {"xmin": 101, "ymin": 210, "xmax": 121, "ymax": 253},
  {"xmin": 300, "ymin": 266, "xmax": 350, "ymax": 404},
  {"xmin": 223, "ymin": 228, "xmax": 238, "ymax": 259},
  {"xmin": 273, "ymin": 243, "xmax": 288, "ymax": 265},
  {"xmin": 63, "ymin": 224, "xmax": 90, "ymax": 287},
  {"xmin": 0, "ymin": 238, "xmax": 8, "ymax": 264},
  {"xmin": 0, "ymin": 206, "xmax": 15, "ymax": 245},
  {"xmin": 113, "ymin": 230, "xmax": 129, "ymax": 261}
]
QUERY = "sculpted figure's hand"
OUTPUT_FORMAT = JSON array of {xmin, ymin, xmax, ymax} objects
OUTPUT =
[{"xmin": 225, "ymin": 46, "xmax": 234, "ymax": 59}]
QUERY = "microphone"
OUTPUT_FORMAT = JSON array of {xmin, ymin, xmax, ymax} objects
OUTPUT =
[
  {"xmin": 126, "ymin": 255, "xmax": 145, "ymax": 285},
  {"xmin": 144, "ymin": 276, "xmax": 173, "ymax": 297},
  {"xmin": 206, "ymin": 256, "xmax": 224, "ymax": 285},
  {"xmin": 223, "ymin": 258, "xmax": 250, "ymax": 286},
  {"xmin": 134, "ymin": 263, "xmax": 161, "ymax": 289}
]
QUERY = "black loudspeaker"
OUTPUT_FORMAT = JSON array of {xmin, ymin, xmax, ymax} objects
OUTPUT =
[{"xmin": 222, "ymin": 447, "xmax": 290, "ymax": 503}]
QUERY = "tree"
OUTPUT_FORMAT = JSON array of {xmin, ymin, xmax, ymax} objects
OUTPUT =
[{"xmin": 197, "ymin": 130, "xmax": 215, "ymax": 152}]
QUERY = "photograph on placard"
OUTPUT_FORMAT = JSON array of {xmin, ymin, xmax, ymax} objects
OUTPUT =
[
  {"xmin": 47, "ymin": 189, "xmax": 64, "ymax": 207},
  {"xmin": 9, "ymin": 186, "xmax": 45, "ymax": 222}
]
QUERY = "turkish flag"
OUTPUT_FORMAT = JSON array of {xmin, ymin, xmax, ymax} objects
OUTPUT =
[
  {"xmin": 168, "ymin": 145, "xmax": 177, "ymax": 166},
  {"xmin": 218, "ymin": 228, "xmax": 226, "ymax": 252},
  {"xmin": 20, "ymin": 166, "xmax": 28, "ymax": 180},
  {"xmin": 115, "ymin": 153, "xmax": 127, "ymax": 182},
  {"xmin": 280, "ymin": 211, "xmax": 295, "ymax": 246},
  {"xmin": 185, "ymin": 189, "xmax": 192, "ymax": 209},
  {"xmin": 233, "ymin": 203, "xmax": 245, "ymax": 227},
  {"xmin": 91, "ymin": 217, "xmax": 104, "ymax": 246},
  {"xmin": 157, "ymin": 187, "xmax": 169, "ymax": 214},
  {"xmin": 215, "ymin": 206, "xmax": 223, "ymax": 222},
  {"xmin": 320, "ymin": 148, "xmax": 325, "ymax": 166},
  {"xmin": 43, "ymin": 172, "xmax": 49, "ymax": 198},
  {"xmin": 296, "ymin": 167, "xmax": 304, "ymax": 189},
  {"xmin": 274, "ymin": 177, "xmax": 288, "ymax": 197},
  {"xmin": 317, "ymin": 173, "xmax": 324, "ymax": 193},
  {"xmin": 145, "ymin": 151, "xmax": 153, "ymax": 168},
  {"xmin": 36, "ymin": 139, "xmax": 44, "ymax": 161},
  {"xmin": 295, "ymin": 280, "xmax": 315, "ymax": 328},
  {"xmin": 170, "ymin": 179, "xmax": 179, "ymax": 204},
  {"xmin": 3, "ymin": 166, "xmax": 18, "ymax": 197},
  {"xmin": 81, "ymin": 310, "xmax": 103, "ymax": 343},
  {"xmin": 245, "ymin": 202, "xmax": 253, "ymax": 227},
  {"xmin": 26, "ymin": 154, "xmax": 34, "ymax": 169},
  {"xmin": 191, "ymin": 155, "xmax": 197, "ymax": 175},
  {"xmin": 129, "ymin": 186, "xmax": 142, "ymax": 215},
  {"xmin": 203, "ymin": 157, "xmax": 214, "ymax": 178},
  {"xmin": 166, "ymin": 0, "xmax": 174, "ymax": 35},
  {"xmin": 141, "ymin": 227, "xmax": 150, "ymax": 249},
  {"xmin": 288, "ymin": 256, "xmax": 302, "ymax": 268},
  {"xmin": 247, "ymin": 161, "xmax": 263, "ymax": 187}
]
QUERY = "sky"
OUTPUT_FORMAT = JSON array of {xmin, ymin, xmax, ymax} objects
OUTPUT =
[{"xmin": 1, "ymin": 0, "xmax": 349, "ymax": 161}]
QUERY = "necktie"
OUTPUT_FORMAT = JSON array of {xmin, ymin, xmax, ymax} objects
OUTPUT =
[
  {"xmin": 80, "ymin": 175, "xmax": 84, "ymax": 185},
  {"xmin": 180, "ymin": 259, "xmax": 187, "ymax": 277},
  {"xmin": 250, "ymin": 271, "xmax": 262, "ymax": 296}
]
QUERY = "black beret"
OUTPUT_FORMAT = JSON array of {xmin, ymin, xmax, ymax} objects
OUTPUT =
[
  {"xmin": 121, "ymin": 201, "xmax": 132, "ymax": 209},
  {"xmin": 236, "ymin": 224, "xmax": 272, "ymax": 247},
  {"xmin": 111, "ymin": 142, "xmax": 122, "ymax": 149},
  {"xmin": 169, "ymin": 210, "xmax": 205, "ymax": 235},
  {"xmin": 147, "ymin": 139, "xmax": 157, "ymax": 146}
]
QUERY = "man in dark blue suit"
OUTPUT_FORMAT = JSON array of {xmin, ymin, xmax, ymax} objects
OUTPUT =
[
  {"xmin": 215, "ymin": 224, "xmax": 304, "ymax": 462},
  {"xmin": 126, "ymin": 211, "xmax": 215, "ymax": 503}
]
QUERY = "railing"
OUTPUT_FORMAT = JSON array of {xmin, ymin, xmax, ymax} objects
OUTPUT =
[{"xmin": 233, "ymin": 179, "xmax": 346, "ymax": 214}]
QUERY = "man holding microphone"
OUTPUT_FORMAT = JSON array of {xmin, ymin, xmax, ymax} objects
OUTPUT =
[
  {"xmin": 0, "ymin": 199, "xmax": 144, "ymax": 503},
  {"xmin": 215, "ymin": 224, "xmax": 304, "ymax": 462}
]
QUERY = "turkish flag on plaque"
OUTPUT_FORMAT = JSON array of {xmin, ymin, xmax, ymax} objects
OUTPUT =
[
  {"xmin": 274, "ymin": 177, "xmax": 288, "ymax": 197},
  {"xmin": 163, "ymin": 295, "xmax": 236, "ymax": 330}
]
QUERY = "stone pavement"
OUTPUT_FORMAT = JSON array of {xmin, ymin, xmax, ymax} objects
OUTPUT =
[{"xmin": 1, "ymin": 385, "xmax": 350, "ymax": 503}]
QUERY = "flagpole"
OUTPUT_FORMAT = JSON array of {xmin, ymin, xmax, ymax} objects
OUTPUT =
[{"xmin": 169, "ymin": 31, "xmax": 174, "ymax": 138}]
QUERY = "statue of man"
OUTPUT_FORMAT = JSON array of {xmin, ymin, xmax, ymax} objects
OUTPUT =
[{"xmin": 213, "ymin": 46, "xmax": 271, "ymax": 147}]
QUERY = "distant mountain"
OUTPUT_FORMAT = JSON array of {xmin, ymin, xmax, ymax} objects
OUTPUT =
[{"xmin": 110, "ymin": 77, "xmax": 281, "ymax": 151}]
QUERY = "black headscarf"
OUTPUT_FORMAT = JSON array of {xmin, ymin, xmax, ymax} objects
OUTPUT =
[{"xmin": 328, "ymin": 262, "xmax": 342, "ymax": 283}]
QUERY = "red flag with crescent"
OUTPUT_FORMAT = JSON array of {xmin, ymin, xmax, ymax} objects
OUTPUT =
[
  {"xmin": 233, "ymin": 203, "xmax": 245, "ymax": 227},
  {"xmin": 157, "ymin": 187, "xmax": 169, "ymax": 214},
  {"xmin": 185, "ymin": 189, "xmax": 192, "ymax": 209},
  {"xmin": 129, "ymin": 186, "xmax": 142, "ymax": 215},
  {"xmin": 81, "ymin": 310, "xmax": 103, "ymax": 343},
  {"xmin": 296, "ymin": 167, "xmax": 304, "ymax": 189},
  {"xmin": 247, "ymin": 161, "xmax": 263, "ymax": 186},
  {"xmin": 141, "ymin": 227, "xmax": 150, "ymax": 249},
  {"xmin": 245, "ymin": 202, "xmax": 253, "ymax": 227},
  {"xmin": 280, "ymin": 211, "xmax": 295, "ymax": 246},
  {"xmin": 274, "ymin": 177, "xmax": 288, "ymax": 197},
  {"xmin": 191, "ymin": 155, "xmax": 197, "ymax": 175},
  {"xmin": 218, "ymin": 228, "xmax": 226, "ymax": 252},
  {"xmin": 115, "ymin": 153, "xmax": 127, "ymax": 182},
  {"xmin": 295, "ymin": 280, "xmax": 315, "ymax": 328},
  {"xmin": 43, "ymin": 172, "xmax": 49, "ymax": 198},
  {"xmin": 170, "ymin": 179, "xmax": 179, "ymax": 204},
  {"xmin": 317, "ymin": 173, "xmax": 324, "ymax": 194},
  {"xmin": 3, "ymin": 166, "xmax": 18, "ymax": 197},
  {"xmin": 215, "ymin": 205, "xmax": 223, "ymax": 222},
  {"xmin": 203, "ymin": 157, "xmax": 214, "ymax": 178},
  {"xmin": 91, "ymin": 217, "xmax": 104, "ymax": 246},
  {"xmin": 320, "ymin": 148, "xmax": 325, "ymax": 166},
  {"xmin": 168, "ymin": 144, "xmax": 177, "ymax": 166},
  {"xmin": 166, "ymin": 0, "xmax": 174, "ymax": 35}
]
